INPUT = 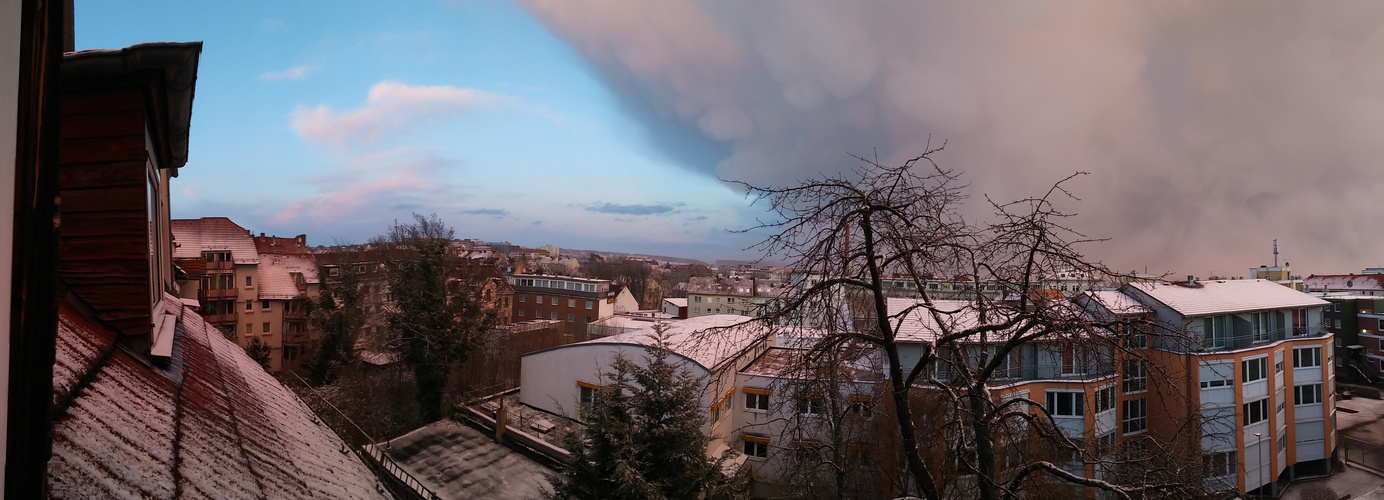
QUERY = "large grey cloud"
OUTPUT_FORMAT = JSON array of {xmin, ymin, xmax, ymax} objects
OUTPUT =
[{"xmin": 520, "ymin": 0, "xmax": 1384, "ymax": 276}]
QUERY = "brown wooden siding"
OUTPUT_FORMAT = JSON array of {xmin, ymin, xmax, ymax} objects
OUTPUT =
[{"xmin": 56, "ymin": 85, "xmax": 154, "ymax": 336}]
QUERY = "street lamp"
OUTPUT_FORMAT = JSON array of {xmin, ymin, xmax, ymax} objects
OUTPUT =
[{"xmin": 1252, "ymin": 432, "xmax": 1264, "ymax": 494}]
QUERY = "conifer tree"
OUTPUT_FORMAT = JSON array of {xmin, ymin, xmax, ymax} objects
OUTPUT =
[{"xmin": 550, "ymin": 324, "xmax": 747, "ymax": 500}]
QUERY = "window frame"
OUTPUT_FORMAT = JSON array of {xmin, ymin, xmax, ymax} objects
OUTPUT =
[
  {"xmin": 744, "ymin": 388, "xmax": 770, "ymax": 412},
  {"xmin": 1122, "ymin": 398, "xmax": 1147, "ymax": 434}
]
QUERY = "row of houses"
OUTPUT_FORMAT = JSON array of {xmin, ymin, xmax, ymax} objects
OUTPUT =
[{"xmin": 512, "ymin": 278, "xmax": 1336, "ymax": 498}]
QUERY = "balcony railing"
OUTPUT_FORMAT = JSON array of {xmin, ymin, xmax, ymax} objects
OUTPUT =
[
  {"xmin": 198, "ymin": 288, "xmax": 237, "ymax": 300},
  {"xmin": 205, "ymin": 260, "xmax": 233, "ymax": 271},
  {"xmin": 283, "ymin": 309, "xmax": 305, "ymax": 321},
  {"xmin": 1167, "ymin": 324, "xmax": 1328, "ymax": 353},
  {"xmin": 202, "ymin": 312, "xmax": 237, "ymax": 324},
  {"xmin": 935, "ymin": 362, "xmax": 1116, "ymax": 384}
]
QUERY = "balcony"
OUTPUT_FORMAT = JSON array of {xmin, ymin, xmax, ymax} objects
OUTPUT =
[
  {"xmin": 202, "ymin": 311, "xmax": 237, "ymax": 324},
  {"xmin": 1178, "ymin": 324, "xmax": 1328, "ymax": 353},
  {"xmin": 198, "ymin": 288, "xmax": 237, "ymax": 301},
  {"xmin": 205, "ymin": 260, "xmax": 233, "ymax": 271},
  {"xmin": 283, "ymin": 309, "xmax": 305, "ymax": 321},
  {"xmin": 936, "ymin": 362, "xmax": 1116, "ymax": 384}
]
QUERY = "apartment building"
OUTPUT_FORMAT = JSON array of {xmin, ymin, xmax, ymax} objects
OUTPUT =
[
  {"xmin": 686, "ymin": 276, "xmax": 791, "ymax": 317},
  {"xmin": 1319, "ymin": 295, "xmax": 1384, "ymax": 383},
  {"xmin": 508, "ymin": 273, "xmax": 618, "ymax": 339},
  {"xmin": 171, "ymin": 218, "xmax": 259, "ymax": 339},
  {"xmin": 251, "ymin": 234, "xmax": 320, "ymax": 371},
  {"xmin": 171, "ymin": 221, "xmax": 320, "ymax": 371},
  {"xmin": 1119, "ymin": 279, "xmax": 1332, "ymax": 495},
  {"xmin": 1304, "ymin": 274, "xmax": 1384, "ymax": 297}
]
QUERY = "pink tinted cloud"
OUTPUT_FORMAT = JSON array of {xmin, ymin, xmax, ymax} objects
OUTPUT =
[
  {"xmin": 290, "ymin": 81, "xmax": 510, "ymax": 147},
  {"xmin": 270, "ymin": 157, "xmax": 452, "ymax": 225}
]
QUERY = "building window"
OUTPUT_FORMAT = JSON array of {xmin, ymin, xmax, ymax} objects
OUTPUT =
[
  {"xmin": 518, "ymin": 309, "xmax": 525, "ymax": 317},
  {"xmin": 1294, "ymin": 347, "xmax": 1321, "ymax": 368},
  {"xmin": 261, "ymin": 300, "xmax": 270, "ymax": 310},
  {"xmin": 586, "ymin": 300, "xmax": 593, "ymax": 310},
  {"xmin": 1123, "ymin": 359, "xmax": 1147, "ymax": 394},
  {"xmin": 536, "ymin": 310, "xmax": 542, "ymax": 318},
  {"xmin": 246, "ymin": 276, "xmax": 252, "ymax": 287},
  {"xmin": 567, "ymin": 314, "xmax": 575, "ymax": 322},
  {"xmin": 1122, "ymin": 398, "xmax": 1146, "ymax": 434},
  {"xmin": 745, "ymin": 389, "xmax": 770, "ymax": 411},
  {"xmin": 551, "ymin": 297, "xmax": 558, "ymax": 306},
  {"xmin": 1122, "ymin": 320, "xmax": 1147, "ymax": 349},
  {"xmin": 742, "ymin": 436, "xmax": 769, "ymax": 459},
  {"xmin": 1095, "ymin": 385, "xmax": 1115, "ymax": 413},
  {"xmin": 1045, "ymin": 391, "xmax": 1084, "ymax": 417},
  {"xmin": 245, "ymin": 323, "xmax": 252, "ymax": 335},
  {"xmin": 694, "ymin": 296, "xmax": 702, "ymax": 303},
  {"xmin": 694, "ymin": 307, "xmax": 701, "ymax": 314},
  {"xmin": 1203, "ymin": 315, "xmax": 1228, "ymax": 348},
  {"xmin": 1295, "ymin": 384, "xmax": 1323, "ymax": 406},
  {"xmin": 262, "ymin": 322, "xmax": 271, "ymax": 333},
  {"xmin": 797, "ymin": 395, "xmax": 823, "ymax": 416},
  {"xmin": 1203, "ymin": 451, "xmax": 1236, "ymax": 478},
  {"xmin": 549, "ymin": 312, "xmax": 557, "ymax": 320},
  {"xmin": 245, "ymin": 300, "xmax": 253, "ymax": 311},
  {"xmin": 536, "ymin": 295, "xmax": 543, "ymax": 304},
  {"xmin": 1242, "ymin": 357, "xmax": 1267, "ymax": 383},
  {"xmin": 1334, "ymin": 319, "xmax": 1342, "ymax": 329},
  {"xmin": 519, "ymin": 295, "xmax": 526, "ymax": 303},
  {"xmin": 1243, "ymin": 398, "xmax": 1269, "ymax": 425},
  {"xmin": 568, "ymin": 299, "xmax": 575, "ymax": 307}
]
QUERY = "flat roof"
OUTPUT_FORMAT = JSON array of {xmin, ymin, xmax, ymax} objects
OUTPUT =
[
  {"xmin": 525, "ymin": 314, "xmax": 770, "ymax": 371},
  {"xmin": 1128, "ymin": 279, "xmax": 1328, "ymax": 317}
]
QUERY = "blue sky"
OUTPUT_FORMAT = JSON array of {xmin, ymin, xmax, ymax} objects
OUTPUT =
[
  {"xmin": 76, "ymin": 0, "xmax": 762, "ymax": 261},
  {"xmin": 77, "ymin": 2, "xmax": 1384, "ymax": 276}
]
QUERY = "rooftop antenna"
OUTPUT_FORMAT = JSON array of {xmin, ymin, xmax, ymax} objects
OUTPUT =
[{"xmin": 1273, "ymin": 239, "xmax": 1279, "ymax": 268}]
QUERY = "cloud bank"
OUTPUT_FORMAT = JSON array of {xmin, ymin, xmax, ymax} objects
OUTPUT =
[{"xmin": 521, "ymin": 1, "xmax": 1384, "ymax": 275}]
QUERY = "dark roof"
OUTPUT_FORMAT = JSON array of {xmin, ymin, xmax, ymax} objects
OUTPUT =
[
  {"xmin": 48, "ymin": 293, "xmax": 388, "ymax": 499},
  {"xmin": 379, "ymin": 419, "xmax": 552, "ymax": 499}
]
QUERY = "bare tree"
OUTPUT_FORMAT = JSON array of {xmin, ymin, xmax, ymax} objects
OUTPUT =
[{"xmin": 729, "ymin": 145, "xmax": 1203, "ymax": 500}]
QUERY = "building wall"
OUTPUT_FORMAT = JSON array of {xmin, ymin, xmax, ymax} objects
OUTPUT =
[
  {"xmin": 519, "ymin": 343, "xmax": 712, "ymax": 432},
  {"xmin": 56, "ymin": 85, "xmax": 160, "ymax": 336}
]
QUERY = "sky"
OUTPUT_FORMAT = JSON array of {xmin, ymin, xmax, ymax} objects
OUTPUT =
[{"xmin": 77, "ymin": 1, "xmax": 1384, "ymax": 277}]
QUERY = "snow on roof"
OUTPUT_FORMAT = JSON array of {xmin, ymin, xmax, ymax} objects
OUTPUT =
[
  {"xmin": 1081, "ymin": 290, "xmax": 1152, "ymax": 315},
  {"xmin": 535, "ymin": 314, "xmax": 772, "ymax": 371},
  {"xmin": 257, "ymin": 253, "xmax": 320, "ymax": 300},
  {"xmin": 1127, "ymin": 279, "xmax": 1328, "ymax": 317},
  {"xmin": 48, "ymin": 293, "xmax": 388, "ymax": 499},
  {"xmin": 663, "ymin": 297, "xmax": 688, "ymax": 307},
  {"xmin": 1304, "ymin": 274, "xmax": 1384, "ymax": 291},
  {"xmin": 378, "ymin": 419, "xmax": 552, "ymax": 499},
  {"xmin": 739, "ymin": 347, "xmax": 883, "ymax": 383},
  {"xmin": 886, "ymin": 298, "xmax": 1097, "ymax": 343},
  {"xmin": 171, "ymin": 218, "xmax": 259, "ymax": 264}
]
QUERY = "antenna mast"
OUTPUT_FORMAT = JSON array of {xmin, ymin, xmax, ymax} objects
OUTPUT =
[{"xmin": 1273, "ymin": 239, "xmax": 1279, "ymax": 268}]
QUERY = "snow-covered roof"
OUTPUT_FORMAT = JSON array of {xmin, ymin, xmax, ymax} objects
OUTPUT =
[
  {"xmin": 1304, "ymin": 274, "xmax": 1384, "ymax": 291},
  {"xmin": 1127, "ymin": 279, "xmax": 1328, "ymax": 317},
  {"xmin": 257, "ymin": 253, "xmax": 319, "ymax": 300},
  {"xmin": 663, "ymin": 297, "xmax": 688, "ymax": 307},
  {"xmin": 49, "ymin": 293, "xmax": 387, "ymax": 498},
  {"xmin": 886, "ymin": 298, "xmax": 1098, "ymax": 343},
  {"xmin": 535, "ymin": 314, "xmax": 771, "ymax": 371},
  {"xmin": 171, "ymin": 217, "xmax": 259, "ymax": 264},
  {"xmin": 1080, "ymin": 290, "xmax": 1151, "ymax": 315},
  {"xmin": 739, "ymin": 347, "xmax": 883, "ymax": 383}
]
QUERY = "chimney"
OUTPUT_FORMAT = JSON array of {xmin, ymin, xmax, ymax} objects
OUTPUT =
[{"xmin": 1187, "ymin": 275, "xmax": 1195, "ymax": 286}]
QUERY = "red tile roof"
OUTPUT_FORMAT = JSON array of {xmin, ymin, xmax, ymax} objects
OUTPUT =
[{"xmin": 47, "ymin": 294, "xmax": 388, "ymax": 499}]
